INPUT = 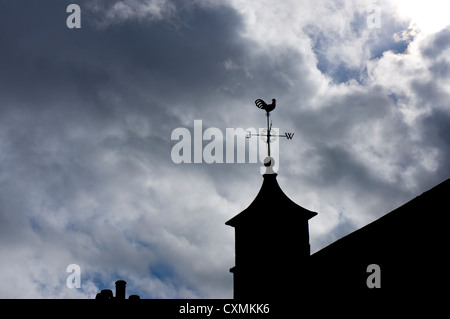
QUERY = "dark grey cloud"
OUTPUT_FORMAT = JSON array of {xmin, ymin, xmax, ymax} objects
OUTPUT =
[{"xmin": 0, "ymin": 0, "xmax": 249, "ymax": 298}]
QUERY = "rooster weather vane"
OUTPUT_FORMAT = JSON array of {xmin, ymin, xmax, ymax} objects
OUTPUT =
[{"xmin": 246, "ymin": 98, "xmax": 294, "ymax": 158}]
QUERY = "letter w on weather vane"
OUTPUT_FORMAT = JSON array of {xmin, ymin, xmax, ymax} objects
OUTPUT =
[{"xmin": 246, "ymin": 98, "xmax": 294, "ymax": 157}]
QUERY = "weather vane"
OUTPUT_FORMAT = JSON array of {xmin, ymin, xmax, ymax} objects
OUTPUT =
[{"xmin": 246, "ymin": 98, "xmax": 294, "ymax": 157}]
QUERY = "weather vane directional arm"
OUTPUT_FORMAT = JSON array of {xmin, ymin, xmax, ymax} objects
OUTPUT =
[{"xmin": 246, "ymin": 98, "xmax": 294, "ymax": 157}]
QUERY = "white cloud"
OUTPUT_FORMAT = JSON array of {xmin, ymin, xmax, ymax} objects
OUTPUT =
[{"xmin": 392, "ymin": 0, "xmax": 450, "ymax": 35}]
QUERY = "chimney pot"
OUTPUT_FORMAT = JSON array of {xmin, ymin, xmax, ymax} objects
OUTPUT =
[{"xmin": 115, "ymin": 280, "xmax": 127, "ymax": 299}]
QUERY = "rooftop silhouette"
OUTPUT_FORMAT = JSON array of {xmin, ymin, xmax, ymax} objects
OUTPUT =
[
  {"xmin": 93, "ymin": 99, "xmax": 447, "ymax": 301},
  {"xmin": 226, "ymin": 168, "xmax": 449, "ymax": 299},
  {"xmin": 95, "ymin": 280, "xmax": 140, "ymax": 300},
  {"xmin": 225, "ymin": 98, "xmax": 448, "ymax": 300}
]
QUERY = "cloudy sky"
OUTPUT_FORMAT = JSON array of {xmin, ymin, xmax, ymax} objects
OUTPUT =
[{"xmin": 1, "ymin": 0, "xmax": 449, "ymax": 298}]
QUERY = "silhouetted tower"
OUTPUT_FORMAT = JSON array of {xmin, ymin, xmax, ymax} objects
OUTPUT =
[
  {"xmin": 226, "ymin": 159, "xmax": 317, "ymax": 299},
  {"xmin": 226, "ymin": 98, "xmax": 316, "ymax": 298}
]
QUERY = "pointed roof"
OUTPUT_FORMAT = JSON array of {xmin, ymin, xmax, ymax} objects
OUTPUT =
[{"xmin": 225, "ymin": 173, "xmax": 317, "ymax": 227}]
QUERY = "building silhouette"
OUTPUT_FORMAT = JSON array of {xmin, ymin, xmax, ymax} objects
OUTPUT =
[
  {"xmin": 226, "ymin": 163, "xmax": 449, "ymax": 299},
  {"xmin": 225, "ymin": 169, "xmax": 317, "ymax": 299},
  {"xmin": 308, "ymin": 177, "xmax": 448, "ymax": 297},
  {"xmin": 95, "ymin": 280, "xmax": 140, "ymax": 300},
  {"xmin": 92, "ymin": 160, "xmax": 447, "ymax": 300}
]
